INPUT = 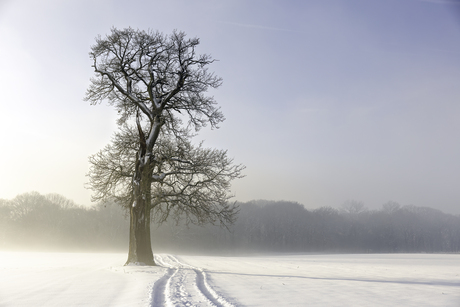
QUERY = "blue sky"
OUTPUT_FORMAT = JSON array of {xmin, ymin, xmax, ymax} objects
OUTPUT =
[{"xmin": 1, "ymin": 0, "xmax": 460, "ymax": 213}]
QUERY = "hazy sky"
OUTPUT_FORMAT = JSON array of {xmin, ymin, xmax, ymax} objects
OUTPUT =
[{"xmin": 1, "ymin": 0, "xmax": 460, "ymax": 213}]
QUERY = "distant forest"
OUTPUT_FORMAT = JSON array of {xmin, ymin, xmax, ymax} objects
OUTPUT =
[{"xmin": 1, "ymin": 192, "xmax": 459, "ymax": 254}]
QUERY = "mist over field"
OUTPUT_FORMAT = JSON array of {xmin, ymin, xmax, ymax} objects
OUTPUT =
[
  {"xmin": 1, "ymin": 192, "xmax": 459, "ymax": 255},
  {"xmin": 2, "ymin": 193, "xmax": 460, "ymax": 306},
  {"xmin": 1, "ymin": 0, "xmax": 460, "ymax": 305}
]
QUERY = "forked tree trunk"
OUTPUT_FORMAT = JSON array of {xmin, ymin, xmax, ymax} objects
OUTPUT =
[{"xmin": 125, "ymin": 157, "xmax": 155, "ymax": 266}]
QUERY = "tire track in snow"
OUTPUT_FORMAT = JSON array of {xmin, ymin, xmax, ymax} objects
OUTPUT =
[
  {"xmin": 167, "ymin": 255, "xmax": 235, "ymax": 307},
  {"xmin": 148, "ymin": 267, "xmax": 173, "ymax": 307},
  {"xmin": 150, "ymin": 254, "xmax": 235, "ymax": 307}
]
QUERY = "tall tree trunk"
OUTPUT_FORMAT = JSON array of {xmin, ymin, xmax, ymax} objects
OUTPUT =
[{"xmin": 125, "ymin": 155, "xmax": 155, "ymax": 266}]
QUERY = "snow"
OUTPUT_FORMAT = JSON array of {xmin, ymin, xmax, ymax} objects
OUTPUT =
[
  {"xmin": 180, "ymin": 254, "xmax": 460, "ymax": 306},
  {"xmin": 0, "ymin": 252, "xmax": 459, "ymax": 306},
  {"xmin": 0, "ymin": 252, "xmax": 164, "ymax": 307}
]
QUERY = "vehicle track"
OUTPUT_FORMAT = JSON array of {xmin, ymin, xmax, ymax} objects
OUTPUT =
[{"xmin": 149, "ymin": 254, "xmax": 235, "ymax": 307}]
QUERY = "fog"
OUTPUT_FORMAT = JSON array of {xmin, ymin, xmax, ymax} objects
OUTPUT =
[
  {"xmin": 0, "ymin": 192, "xmax": 128, "ymax": 252},
  {"xmin": 2, "ymin": 2, "xmax": 459, "ymax": 305},
  {"xmin": 1, "ymin": 192, "xmax": 459, "ymax": 255}
]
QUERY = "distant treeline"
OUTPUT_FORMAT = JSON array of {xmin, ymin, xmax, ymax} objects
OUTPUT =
[
  {"xmin": 1, "ymin": 193, "xmax": 459, "ymax": 254},
  {"xmin": 157, "ymin": 200, "xmax": 460, "ymax": 254},
  {"xmin": 0, "ymin": 192, "xmax": 128, "ymax": 251}
]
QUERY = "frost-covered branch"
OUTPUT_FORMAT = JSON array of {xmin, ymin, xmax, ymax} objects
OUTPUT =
[
  {"xmin": 85, "ymin": 28, "xmax": 223, "ymax": 130},
  {"xmin": 87, "ymin": 124, "xmax": 244, "ymax": 227}
]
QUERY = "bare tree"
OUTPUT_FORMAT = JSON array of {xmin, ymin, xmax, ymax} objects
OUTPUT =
[
  {"xmin": 85, "ymin": 28, "xmax": 244, "ymax": 265},
  {"xmin": 340, "ymin": 200, "xmax": 366, "ymax": 215},
  {"xmin": 382, "ymin": 201, "xmax": 401, "ymax": 213}
]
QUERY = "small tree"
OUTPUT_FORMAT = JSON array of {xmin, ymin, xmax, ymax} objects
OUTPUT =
[
  {"xmin": 85, "ymin": 28, "xmax": 244, "ymax": 265},
  {"xmin": 340, "ymin": 200, "xmax": 366, "ymax": 215}
]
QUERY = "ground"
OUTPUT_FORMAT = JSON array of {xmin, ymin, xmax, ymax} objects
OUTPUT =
[{"xmin": 0, "ymin": 252, "xmax": 459, "ymax": 306}]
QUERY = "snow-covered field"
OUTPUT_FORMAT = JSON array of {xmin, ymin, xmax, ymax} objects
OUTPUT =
[{"xmin": 0, "ymin": 252, "xmax": 458, "ymax": 306}]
